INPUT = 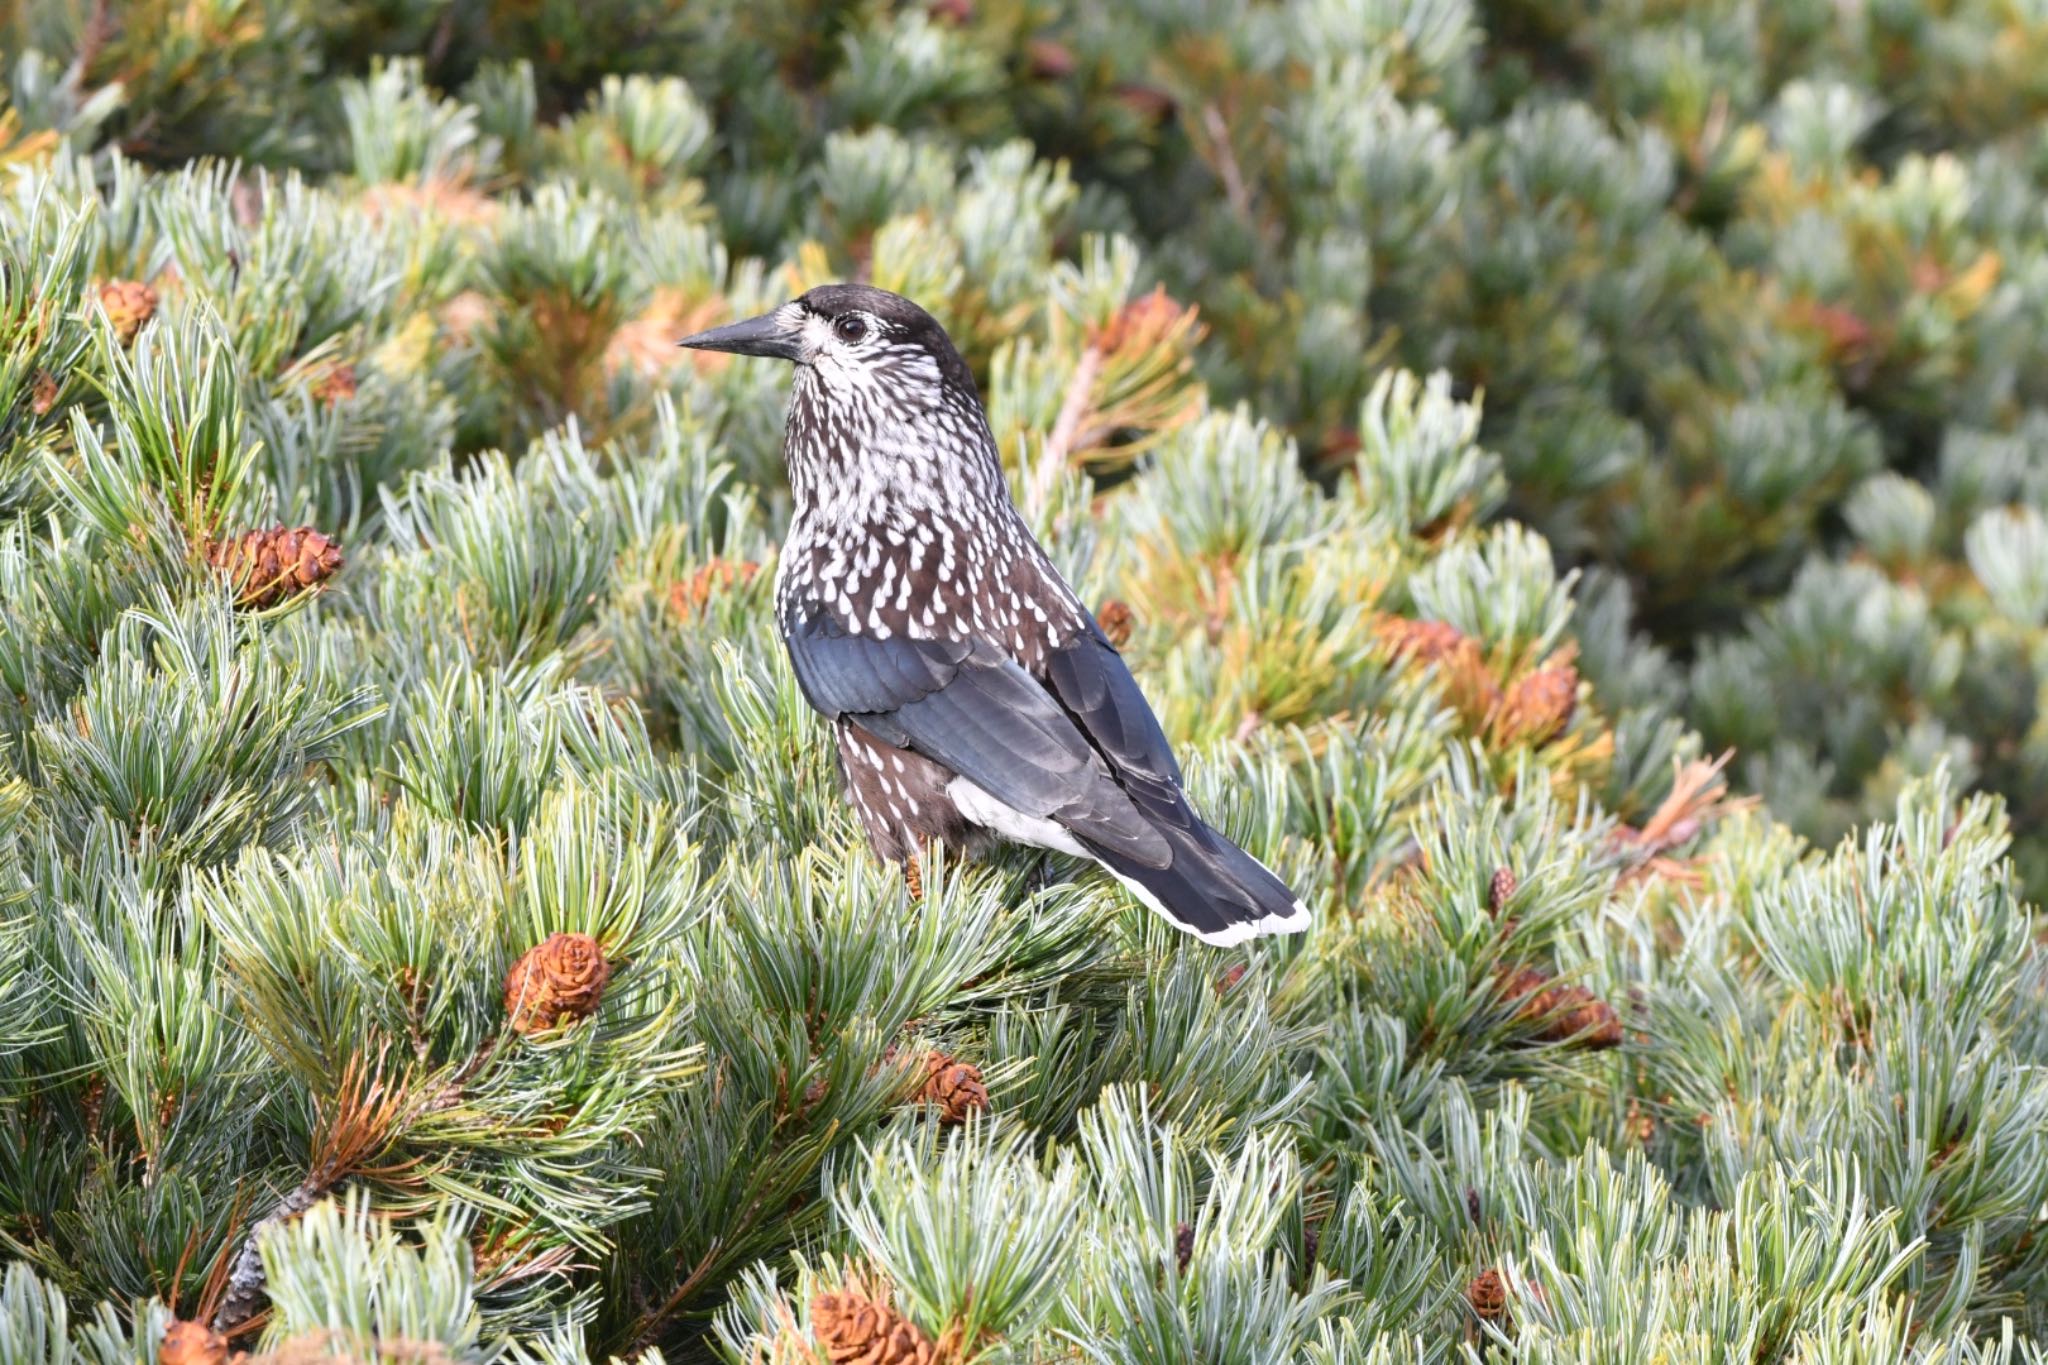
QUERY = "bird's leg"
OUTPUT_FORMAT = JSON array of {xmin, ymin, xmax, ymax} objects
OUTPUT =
[{"xmin": 1023, "ymin": 851, "xmax": 1065, "ymax": 899}]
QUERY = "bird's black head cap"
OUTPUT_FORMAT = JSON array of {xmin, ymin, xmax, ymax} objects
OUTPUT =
[{"xmin": 678, "ymin": 282, "xmax": 979, "ymax": 404}]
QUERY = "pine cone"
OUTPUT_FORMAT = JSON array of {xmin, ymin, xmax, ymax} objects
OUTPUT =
[
  {"xmin": 1174, "ymin": 1221, "xmax": 1195, "ymax": 1273},
  {"xmin": 812, "ymin": 1276, "xmax": 940, "ymax": 1365},
  {"xmin": 159, "ymin": 1321, "xmax": 228, "ymax": 1365},
  {"xmin": 206, "ymin": 527, "xmax": 344, "ymax": 609},
  {"xmin": 1113, "ymin": 83, "xmax": 1175, "ymax": 125},
  {"xmin": 29, "ymin": 370, "xmax": 58, "ymax": 416},
  {"xmin": 309, "ymin": 363, "xmax": 358, "ymax": 406},
  {"xmin": 918, "ymin": 1051, "xmax": 988, "ymax": 1124},
  {"xmin": 504, "ymin": 932, "xmax": 613, "ymax": 1035},
  {"xmin": 669, "ymin": 558, "xmax": 762, "ymax": 619},
  {"xmin": 1096, "ymin": 599, "xmax": 1135, "ymax": 648},
  {"xmin": 1488, "ymin": 867, "xmax": 1517, "ymax": 913},
  {"xmin": 902, "ymin": 856, "xmax": 924, "ymax": 900},
  {"xmin": 1495, "ymin": 661, "xmax": 1579, "ymax": 747},
  {"xmin": 1496, "ymin": 965, "xmax": 1623, "ymax": 1050},
  {"xmin": 1026, "ymin": 38, "xmax": 1077, "ymax": 79},
  {"xmin": 98, "ymin": 279, "xmax": 158, "ymax": 346},
  {"xmin": 1560, "ymin": 990, "xmax": 1623, "ymax": 1049},
  {"xmin": 1466, "ymin": 1267, "xmax": 1509, "ymax": 1324}
]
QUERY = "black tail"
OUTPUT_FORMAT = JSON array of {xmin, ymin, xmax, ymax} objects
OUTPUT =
[{"xmin": 1080, "ymin": 810, "xmax": 1310, "ymax": 946}]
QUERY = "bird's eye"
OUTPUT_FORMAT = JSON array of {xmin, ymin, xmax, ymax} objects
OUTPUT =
[{"xmin": 833, "ymin": 315, "xmax": 868, "ymax": 344}]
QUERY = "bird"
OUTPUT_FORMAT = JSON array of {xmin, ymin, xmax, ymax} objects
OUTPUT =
[{"xmin": 678, "ymin": 283, "xmax": 1309, "ymax": 946}]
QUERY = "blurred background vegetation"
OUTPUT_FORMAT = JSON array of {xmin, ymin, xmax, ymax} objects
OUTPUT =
[{"xmin": 12, "ymin": 0, "xmax": 2046, "ymax": 886}]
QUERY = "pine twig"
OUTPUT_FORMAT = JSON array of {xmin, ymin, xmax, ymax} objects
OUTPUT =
[
  {"xmin": 211, "ymin": 1180, "xmax": 327, "ymax": 1333},
  {"xmin": 211, "ymin": 1050, "xmax": 425, "ymax": 1332},
  {"xmin": 624, "ymin": 1239, "xmax": 730, "ymax": 1352},
  {"xmin": 63, "ymin": 0, "xmax": 115, "ymax": 88},
  {"xmin": 1200, "ymin": 103, "xmax": 1253, "ymax": 224},
  {"xmin": 1029, "ymin": 342, "xmax": 1104, "ymax": 516}
]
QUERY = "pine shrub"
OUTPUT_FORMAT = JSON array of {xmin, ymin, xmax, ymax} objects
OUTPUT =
[{"xmin": 0, "ymin": 4, "xmax": 2044, "ymax": 1361}]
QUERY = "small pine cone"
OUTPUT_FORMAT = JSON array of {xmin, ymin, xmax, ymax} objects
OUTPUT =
[
  {"xmin": 1496, "ymin": 965, "xmax": 1623, "ymax": 1050},
  {"xmin": 1174, "ymin": 1221, "xmax": 1195, "ymax": 1273},
  {"xmin": 669, "ymin": 558, "xmax": 762, "ymax": 619},
  {"xmin": 918, "ymin": 1051, "xmax": 988, "ymax": 1124},
  {"xmin": 1488, "ymin": 867, "xmax": 1517, "ymax": 913},
  {"xmin": 902, "ymin": 856, "xmax": 924, "ymax": 900},
  {"xmin": 29, "ymin": 370, "xmax": 58, "ymax": 416},
  {"xmin": 158, "ymin": 1321, "xmax": 228, "ymax": 1365},
  {"xmin": 206, "ymin": 526, "xmax": 344, "ymax": 609},
  {"xmin": 1216, "ymin": 962, "xmax": 1246, "ymax": 995},
  {"xmin": 1113, "ymin": 82, "xmax": 1175, "ymax": 124},
  {"xmin": 504, "ymin": 932, "xmax": 613, "ymax": 1035},
  {"xmin": 98, "ymin": 279, "xmax": 158, "ymax": 346},
  {"xmin": 1495, "ymin": 662, "xmax": 1579, "ymax": 747},
  {"xmin": 1466, "ymin": 1267, "xmax": 1509, "ymax": 1324},
  {"xmin": 1496, "ymin": 964, "xmax": 1560, "ymax": 1020},
  {"xmin": 1096, "ymin": 598, "xmax": 1135, "ymax": 648},
  {"xmin": 1559, "ymin": 989, "xmax": 1623, "ymax": 1050},
  {"xmin": 812, "ymin": 1277, "xmax": 939, "ymax": 1365},
  {"xmin": 309, "ymin": 363, "xmax": 358, "ymax": 406},
  {"xmin": 1025, "ymin": 37, "xmax": 1077, "ymax": 78}
]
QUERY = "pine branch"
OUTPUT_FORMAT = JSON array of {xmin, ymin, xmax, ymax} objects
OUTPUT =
[{"xmin": 1028, "ymin": 340, "xmax": 1104, "ymax": 517}]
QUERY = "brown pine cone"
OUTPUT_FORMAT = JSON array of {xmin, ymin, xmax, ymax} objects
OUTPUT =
[
  {"xmin": 918, "ymin": 1051, "xmax": 988, "ymax": 1124},
  {"xmin": 98, "ymin": 279, "xmax": 158, "ymax": 346},
  {"xmin": 1096, "ymin": 599, "xmax": 1135, "ymax": 648},
  {"xmin": 1488, "ymin": 867, "xmax": 1517, "ymax": 913},
  {"xmin": 1496, "ymin": 965, "xmax": 1623, "ymax": 1050},
  {"xmin": 206, "ymin": 527, "xmax": 344, "ymax": 609},
  {"xmin": 1026, "ymin": 38, "xmax": 1077, "ymax": 78},
  {"xmin": 812, "ymin": 1276, "xmax": 940, "ymax": 1365},
  {"xmin": 504, "ymin": 932, "xmax": 613, "ymax": 1035},
  {"xmin": 1466, "ymin": 1267, "xmax": 1509, "ymax": 1324},
  {"xmin": 902, "ymin": 856, "xmax": 924, "ymax": 900},
  {"xmin": 1113, "ymin": 83, "xmax": 1175, "ymax": 124},
  {"xmin": 1495, "ymin": 662, "xmax": 1579, "ymax": 747},
  {"xmin": 1560, "ymin": 990, "xmax": 1623, "ymax": 1049},
  {"xmin": 1174, "ymin": 1221, "xmax": 1195, "ymax": 1273},
  {"xmin": 309, "ymin": 363, "xmax": 359, "ymax": 406},
  {"xmin": 29, "ymin": 370, "xmax": 58, "ymax": 416},
  {"xmin": 159, "ymin": 1321, "xmax": 228, "ymax": 1365}
]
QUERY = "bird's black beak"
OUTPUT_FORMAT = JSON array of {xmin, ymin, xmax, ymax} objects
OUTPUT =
[{"xmin": 677, "ymin": 305, "xmax": 803, "ymax": 361}]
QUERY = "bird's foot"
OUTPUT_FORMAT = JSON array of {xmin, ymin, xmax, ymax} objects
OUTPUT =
[{"xmin": 1023, "ymin": 851, "xmax": 1067, "ymax": 899}]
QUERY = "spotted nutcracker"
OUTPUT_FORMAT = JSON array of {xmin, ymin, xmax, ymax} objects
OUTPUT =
[{"xmin": 679, "ymin": 284, "xmax": 1308, "ymax": 945}]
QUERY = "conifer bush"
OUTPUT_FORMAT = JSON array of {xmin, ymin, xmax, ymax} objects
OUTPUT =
[{"xmin": 1, "ymin": 3, "xmax": 2046, "ymax": 1361}]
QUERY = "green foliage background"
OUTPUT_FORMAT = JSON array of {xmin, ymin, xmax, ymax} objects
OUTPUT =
[{"xmin": 0, "ymin": 0, "xmax": 2045, "ymax": 1360}]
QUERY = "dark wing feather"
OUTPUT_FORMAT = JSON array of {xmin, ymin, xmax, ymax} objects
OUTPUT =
[
  {"xmin": 784, "ymin": 609, "xmax": 1167, "ymax": 861},
  {"xmin": 1042, "ymin": 619, "xmax": 1184, "ymax": 791},
  {"xmin": 1043, "ymin": 618, "xmax": 1306, "ymax": 940}
]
